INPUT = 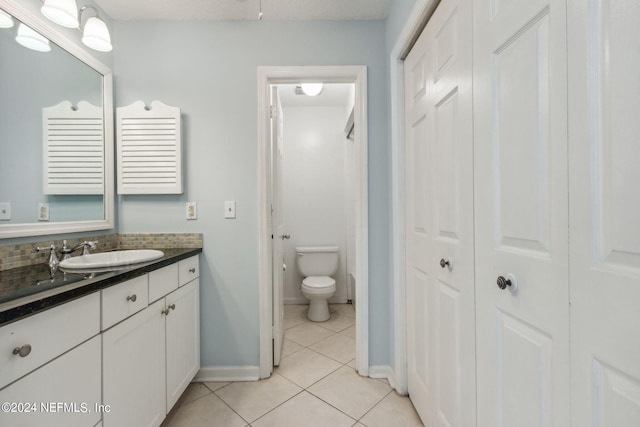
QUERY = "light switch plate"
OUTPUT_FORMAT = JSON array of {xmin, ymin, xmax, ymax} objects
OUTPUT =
[
  {"xmin": 186, "ymin": 202, "xmax": 197, "ymax": 220},
  {"xmin": 38, "ymin": 203, "xmax": 50, "ymax": 221},
  {"xmin": 225, "ymin": 201, "xmax": 236, "ymax": 219},
  {"xmin": 0, "ymin": 203, "xmax": 10, "ymax": 220}
]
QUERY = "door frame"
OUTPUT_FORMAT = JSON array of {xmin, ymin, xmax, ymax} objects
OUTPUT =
[
  {"xmin": 389, "ymin": 0, "xmax": 441, "ymax": 394},
  {"xmin": 257, "ymin": 65, "xmax": 369, "ymax": 379}
]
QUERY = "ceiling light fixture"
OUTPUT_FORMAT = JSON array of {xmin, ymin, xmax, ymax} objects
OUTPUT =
[
  {"xmin": 15, "ymin": 23, "xmax": 51, "ymax": 52},
  {"xmin": 79, "ymin": 6, "xmax": 112, "ymax": 52},
  {"xmin": 301, "ymin": 83, "xmax": 324, "ymax": 96},
  {"xmin": 0, "ymin": 9, "xmax": 14, "ymax": 28},
  {"xmin": 41, "ymin": 0, "xmax": 79, "ymax": 29}
]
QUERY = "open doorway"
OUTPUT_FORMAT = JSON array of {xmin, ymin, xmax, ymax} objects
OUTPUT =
[{"xmin": 257, "ymin": 66, "xmax": 369, "ymax": 379}]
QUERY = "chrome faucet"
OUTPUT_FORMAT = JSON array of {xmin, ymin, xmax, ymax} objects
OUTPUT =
[{"xmin": 60, "ymin": 240, "xmax": 98, "ymax": 260}]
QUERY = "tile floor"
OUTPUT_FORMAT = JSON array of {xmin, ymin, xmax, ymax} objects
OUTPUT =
[{"xmin": 162, "ymin": 303, "xmax": 424, "ymax": 427}]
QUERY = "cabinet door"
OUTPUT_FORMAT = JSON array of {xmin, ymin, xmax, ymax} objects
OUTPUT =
[
  {"xmin": 0, "ymin": 335, "xmax": 101, "ymax": 427},
  {"xmin": 165, "ymin": 279, "xmax": 200, "ymax": 411},
  {"xmin": 103, "ymin": 299, "xmax": 166, "ymax": 427}
]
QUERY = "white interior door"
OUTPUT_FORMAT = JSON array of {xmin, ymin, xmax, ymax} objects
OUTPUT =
[
  {"xmin": 568, "ymin": 1, "xmax": 640, "ymax": 425},
  {"xmin": 473, "ymin": 0, "xmax": 570, "ymax": 425},
  {"xmin": 271, "ymin": 86, "xmax": 285, "ymax": 367},
  {"xmin": 404, "ymin": 0, "xmax": 475, "ymax": 424}
]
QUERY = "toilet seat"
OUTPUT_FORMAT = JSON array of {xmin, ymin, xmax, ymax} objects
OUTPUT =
[{"xmin": 302, "ymin": 276, "xmax": 335, "ymax": 288}]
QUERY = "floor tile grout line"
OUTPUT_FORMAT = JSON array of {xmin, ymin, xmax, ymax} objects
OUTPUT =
[
  {"xmin": 354, "ymin": 388, "xmax": 395, "ymax": 424},
  {"xmin": 213, "ymin": 388, "xmax": 257, "ymax": 425},
  {"xmin": 275, "ymin": 358, "xmax": 346, "ymax": 390},
  {"xmin": 245, "ymin": 389, "xmax": 307, "ymax": 426},
  {"xmin": 304, "ymin": 343, "xmax": 356, "ymax": 365}
]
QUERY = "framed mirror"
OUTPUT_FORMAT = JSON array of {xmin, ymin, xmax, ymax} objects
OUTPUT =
[{"xmin": 0, "ymin": 0, "xmax": 113, "ymax": 238}]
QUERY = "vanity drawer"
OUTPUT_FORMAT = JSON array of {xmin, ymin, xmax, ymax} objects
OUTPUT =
[
  {"xmin": 178, "ymin": 255, "xmax": 200, "ymax": 286},
  {"xmin": 149, "ymin": 263, "xmax": 179, "ymax": 302},
  {"xmin": 102, "ymin": 275, "xmax": 149, "ymax": 330},
  {"xmin": 0, "ymin": 292, "xmax": 100, "ymax": 389}
]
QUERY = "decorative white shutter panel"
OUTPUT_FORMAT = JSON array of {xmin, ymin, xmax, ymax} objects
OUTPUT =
[
  {"xmin": 42, "ymin": 100, "xmax": 104, "ymax": 195},
  {"xmin": 116, "ymin": 100, "xmax": 182, "ymax": 194}
]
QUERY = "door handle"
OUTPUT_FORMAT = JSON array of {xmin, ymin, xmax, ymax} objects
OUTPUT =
[
  {"xmin": 283, "ymin": 263, "xmax": 287, "ymax": 271},
  {"xmin": 496, "ymin": 274, "xmax": 518, "ymax": 293}
]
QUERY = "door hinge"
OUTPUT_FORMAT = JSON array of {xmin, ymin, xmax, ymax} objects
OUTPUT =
[{"xmin": 270, "ymin": 105, "xmax": 276, "ymax": 119}]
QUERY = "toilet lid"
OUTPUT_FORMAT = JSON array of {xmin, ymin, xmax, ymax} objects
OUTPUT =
[{"xmin": 302, "ymin": 276, "xmax": 335, "ymax": 288}]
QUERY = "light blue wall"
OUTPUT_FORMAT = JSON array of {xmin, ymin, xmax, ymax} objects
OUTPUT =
[
  {"xmin": 386, "ymin": 0, "xmax": 418, "ymax": 55},
  {"xmin": 112, "ymin": 20, "xmax": 391, "ymax": 367}
]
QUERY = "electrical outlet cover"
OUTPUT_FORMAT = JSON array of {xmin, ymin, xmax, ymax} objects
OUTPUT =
[
  {"xmin": 186, "ymin": 202, "xmax": 197, "ymax": 220},
  {"xmin": 38, "ymin": 203, "xmax": 50, "ymax": 221}
]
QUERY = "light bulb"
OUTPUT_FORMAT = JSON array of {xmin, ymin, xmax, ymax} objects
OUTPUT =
[{"xmin": 301, "ymin": 83, "xmax": 323, "ymax": 96}]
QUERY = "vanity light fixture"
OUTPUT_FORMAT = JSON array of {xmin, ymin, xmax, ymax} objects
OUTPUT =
[
  {"xmin": 0, "ymin": 9, "xmax": 14, "ymax": 28},
  {"xmin": 40, "ymin": 1, "xmax": 112, "ymax": 52},
  {"xmin": 79, "ymin": 6, "xmax": 112, "ymax": 52},
  {"xmin": 15, "ymin": 23, "xmax": 51, "ymax": 52},
  {"xmin": 41, "ymin": 0, "xmax": 79, "ymax": 29},
  {"xmin": 301, "ymin": 83, "xmax": 324, "ymax": 96}
]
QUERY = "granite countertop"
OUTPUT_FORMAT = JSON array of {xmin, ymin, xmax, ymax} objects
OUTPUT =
[{"xmin": 0, "ymin": 247, "xmax": 202, "ymax": 326}]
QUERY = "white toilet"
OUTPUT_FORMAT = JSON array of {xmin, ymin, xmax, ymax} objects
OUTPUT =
[{"xmin": 296, "ymin": 246, "xmax": 339, "ymax": 322}]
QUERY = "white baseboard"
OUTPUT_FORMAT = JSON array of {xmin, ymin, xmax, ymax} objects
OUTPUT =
[{"xmin": 194, "ymin": 366, "xmax": 260, "ymax": 382}]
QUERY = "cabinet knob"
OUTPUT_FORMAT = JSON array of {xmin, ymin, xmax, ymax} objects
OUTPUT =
[
  {"xmin": 439, "ymin": 258, "xmax": 452, "ymax": 270},
  {"xmin": 13, "ymin": 344, "xmax": 32, "ymax": 357},
  {"xmin": 189, "ymin": 268, "xmax": 196, "ymax": 273},
  {"xmin": 127, "ymin": 294, "xmax": 137, "ymax": 302},
  {"xmin": 162, "ymin": 304, "xmax": 176, "ymax": 315},
  {"xmin": 496, "ymin": 274, "xmax": 519, "ymax": 293}
]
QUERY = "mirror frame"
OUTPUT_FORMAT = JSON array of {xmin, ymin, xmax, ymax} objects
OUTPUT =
[{"xmin": 0, "ymin": 0, "xmax": 114, "ymax": 238}]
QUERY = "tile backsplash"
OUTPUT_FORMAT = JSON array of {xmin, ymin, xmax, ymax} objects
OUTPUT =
[{"xmin": 0, "ymin": 233, "xmax": 203, "ymax": 271}]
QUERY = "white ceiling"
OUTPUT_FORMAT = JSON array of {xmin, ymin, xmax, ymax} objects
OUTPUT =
[
  {"xmin": 277, "ymin": 84, "xmax": 353, "ymax": 108},
  {"xmin": 94, "ymin": 0, "xmax": 392, "ymax": 21}
]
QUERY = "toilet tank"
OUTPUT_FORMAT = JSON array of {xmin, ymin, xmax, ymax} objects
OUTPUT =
[{"xmin": 295, "ymin": 246, "xmax": 339, "ymax": 277}]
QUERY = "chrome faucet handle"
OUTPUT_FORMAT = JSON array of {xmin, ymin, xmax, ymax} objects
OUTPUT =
[
  {"xmin": 82, "ymin": 240, "xmax": 98, "ymax": 255},
  {"xmin": 35, "ymin": 244, "xmax": 59, "ymax": 272}
]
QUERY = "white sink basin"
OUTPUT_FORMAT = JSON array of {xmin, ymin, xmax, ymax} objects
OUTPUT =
[{"xmin": 59, "ymin": 249, "xmax": 165, "ymax": 270}]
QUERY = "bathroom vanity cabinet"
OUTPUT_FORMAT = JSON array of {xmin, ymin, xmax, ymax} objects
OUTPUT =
[
  {"xmin": 0, "ymin": 251, "xmax": 200, "ymax": 427},
  {"xmin": 0, "ymin": 293, "xmax": 102, "ymax": 427},
  {"xmin": 103, "ymin": 256, "xmax": 200, "ymax": 427}
]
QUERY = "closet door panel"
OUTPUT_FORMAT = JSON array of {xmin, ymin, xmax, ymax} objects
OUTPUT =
[
  {"xmin": 474, "ymin": 0, "xmax": 569, "ymax": 425},
  {"xmin": 405, "ymin": 28, "xmax": 436, "ymax": 423},
  {"xmin": 405, "ymin": 0, "xmax": 475, "ymax": 425},
  {"xmin": 569, "ymin": 0, "xmax": 640, "ymax": 425}
]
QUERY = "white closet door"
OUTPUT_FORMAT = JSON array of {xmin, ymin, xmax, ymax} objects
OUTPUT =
[
  {"xmin": 568, "ymin": 1, "xmax": 640, "ymax": 425},
  {"xmin": 404, "ymin": 0, "xmax": 475, "ymax": 424},
  {"xmin": 473, "ymin": 0, "xmax": 570, "ymax": 425}
]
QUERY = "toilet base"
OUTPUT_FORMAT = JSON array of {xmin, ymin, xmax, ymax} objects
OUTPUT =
[{"xmin": 307, "ymin": 299, "xmax": 330, "ymax": 322}]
